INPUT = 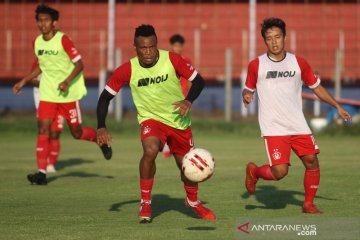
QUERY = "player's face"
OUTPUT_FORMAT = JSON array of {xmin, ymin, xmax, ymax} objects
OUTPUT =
[
  {"xmin": 264, "ymin": 27, "xmax": 286, "ymax": 57},
  {"xmin": 170, "ymin": 42, "xmax": 184, "ymax": 55},
  {"xmin": 135, "ymin": 36, "xmax": 158, "ymax": 67},
  {"xmin": 36, "ymin": 13, "xmax": 56, "ymax": 35}
]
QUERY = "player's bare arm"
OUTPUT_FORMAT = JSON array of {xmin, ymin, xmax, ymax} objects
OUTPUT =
[
  {"xmin": 13, "ymin": 66, "xmax": 42, "ymax": 95},
  {"xmin": 96, "ymin": 89, "xmax": 115, "ymax": 146},
  {"xmin": 242, "ymin": 89, "xmax": 254, "ymax": 106},
  {"xmin": 173, "ymin": 73, "xmax": 204, "ymax": 117},
  {"xmin": 312, "ymin": 85, "xmax": 352, "ymax": 123},
  {"xmin": 58, "ymin": 60, "xmax": 84, "ymax": 93},
  {"xmin": 29, "ymin": 78, "xmax": 40, "ymax": 87}
]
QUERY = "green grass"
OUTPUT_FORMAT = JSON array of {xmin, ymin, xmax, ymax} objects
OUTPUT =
[{"xmin": 0, "ymin": 116, "xmax": 359, "ymax": 240}]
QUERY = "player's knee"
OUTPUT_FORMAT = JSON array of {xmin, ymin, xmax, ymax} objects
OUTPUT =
[
  {"xmin": 143, "ymin": 145, "xmax": 159, "ymax": 159},
  {"xmin": 50, "ymin": 131, "xmax": 61, "ymax": 139},
  {"xmin": 304, "ymin": 155, "xmax": 319, "ymax": 169},
  {"xmin": 71, "ymin": 130, "xmax": 82, "ymax": 139},
  {"xmin": 38, "ymin": 127, "xmax": 50, "ymax": 135},
  {"xmin": 271, "ymin": 167, "xmax": 288, "ymax": 180}
]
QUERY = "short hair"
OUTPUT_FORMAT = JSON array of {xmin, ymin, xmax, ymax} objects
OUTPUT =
[
  {"xmin": 35, "ymin": 4, "xmax": 59, "ymax": 21},
  {"xmin": 169, "ymin": 34, "xmax": 185, "ymax": 45},
  {"xmin": 261, "ymin": 17, "xmax": 286, "ymax": 39},
  {"xmin": 134, "ymin": 25, "xmax": 157, "ymax": 42}
]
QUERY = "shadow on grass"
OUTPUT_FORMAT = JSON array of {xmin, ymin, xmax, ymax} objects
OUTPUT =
[
  {"xmin": 110, "ymin": 194, "xmax": 212, "ymax": 222},
  {"xmin": 47, "ymin": 171, "xmax": 114, "ymax": 183},
  {"xmin": 55, "ymin": 158, "xmax": 94, "ymax": 171},
  {"xmin": 187, "ymin": 226, "xmax": 216, "ymax": 231},
  {"xmin": 242, "ymin": 185, "xmax": 336, "ymax": 210}
]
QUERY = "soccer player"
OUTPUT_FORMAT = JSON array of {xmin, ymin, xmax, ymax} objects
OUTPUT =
[
  {"xmin": 169, "ymin": 34, "xmax": 192, "ymax": 97},
  {"xmin": 31, "ymin": 60, "xmax": 63, "ymax": 173},
  {"xmin": 13, "ymin": 4, "xmax": 112, "ymax": 185},
  {"xmin": 243, "ymin": 18, "xmax": 352, "ymax": 214},
  {"xmin": 161, "ymin": 34, "xmax": 192, "ymax": 158},
  {"xmin": 97, "ymin": 25, "xmax": 216, "ymax": 222}
]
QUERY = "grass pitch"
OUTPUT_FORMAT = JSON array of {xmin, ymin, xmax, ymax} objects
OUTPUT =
[{"xmin": 0, "ymin": 116, "xmax": 359, "ymax": 240}]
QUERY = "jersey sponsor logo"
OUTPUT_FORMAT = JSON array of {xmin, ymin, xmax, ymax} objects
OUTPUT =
[
  {"xmin": 272, "ymin": 148, "xmax": 281, "ymax": 160},
  {"xmin": 137, "ymin": 74, "xmax": 169, "ymax": 87},
  {"xmin": 266, "ymin": 70, "xmax": 296, "ymax": 79},
  {"xmin": 38, "ymin": 49, "xmax": 59, "ymax": 56}
]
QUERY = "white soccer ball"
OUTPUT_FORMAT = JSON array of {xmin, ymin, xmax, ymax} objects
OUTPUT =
[{"xmin": 182, "ymin": 148, "xmax": 215, "ymax": 182}]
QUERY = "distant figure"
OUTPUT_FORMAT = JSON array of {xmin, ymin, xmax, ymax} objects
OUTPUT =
[
  {"xmin": 163, "ymin": 34, "xmax": 193, "ymax": 158},
  {"xmin": 169, "ymin": 34, "xmax": 192, "ymax": 97},
  {"xmin": 243, "ymin": 17, "xmax": 351, "ymax": 214}
]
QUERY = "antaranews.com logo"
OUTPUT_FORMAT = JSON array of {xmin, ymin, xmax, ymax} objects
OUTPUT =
[
  {"xmin": 235, "ymin": 217, "xmax": 359, "ymax": 240},
  {"xmin": 237, "ymin": 221, "xmax": 316, "ymax": 236}
]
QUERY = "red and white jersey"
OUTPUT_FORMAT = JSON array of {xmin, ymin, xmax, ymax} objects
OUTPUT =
[
  {"xmin": 179, "ymin": 56, "xmax": 193, "ymax": 97},
  {"xmin": 106, "ymin": 51, "xmax": 197, "ymax": 94},
  {"xmin": 245, "ymin": 52, "xmax": 320, "ymax": 136}
]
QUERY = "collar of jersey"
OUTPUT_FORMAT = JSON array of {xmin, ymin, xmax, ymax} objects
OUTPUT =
[
  {"xmin": 267, "ymin": 52, "xmax": 287, "ymax": 63},
  {"xmin": 42, "ymin": 30, "xmax": 59, "ymax": 42}
]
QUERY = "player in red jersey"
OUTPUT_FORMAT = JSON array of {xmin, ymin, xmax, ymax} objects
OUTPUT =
[
  {"xmin": 97, "ymin": 25, "xmax": 216, "ymax": 222},
  {"xmin": 161, "ymin": 34, "xmax": 193, "ymax": 158},
  {"xmin": 12, "ymin": 5, "xmax": 111, "ymax": 185},
  {"xmin": 169, "ymin": 34, "xmax": 192, "ymax": 97},
  {"xmin": 242, "ymin": 18, "xmax": 352, "ymax": 214}
]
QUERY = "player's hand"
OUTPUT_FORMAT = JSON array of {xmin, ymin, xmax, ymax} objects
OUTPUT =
[
  {"xmin": 173, "ymin": 100, "xmax": 192, "ymax": 117},
  {"xmin": 97, "ymin": 128, "xmax": 112, "ymax": 147},
  {"xmin": 337, "ymin": 106, "xmax": 352, "ymax": 124},
  {"xmin": 242, "ymin": 89, "xmax": 254, "ymax": 106},
  {"xmin": 12, "ymin": 80, "xmax": 26, "ymax": 95},
  {"xmin": 58, "ymin": 81, "xmax": 70, "ymax": 93}
]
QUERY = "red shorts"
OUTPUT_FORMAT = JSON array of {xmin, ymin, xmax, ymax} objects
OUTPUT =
[
  {"xmin": 37, "ymin": 101, "xmax": 82, "ymax": 127},
  {"xmin": 140, "ymin": 119, "xmax": 194, "ymax": 156},
  {"xmin": 264, "ymin": 134, "xmax": 320, "ymax": 166}
]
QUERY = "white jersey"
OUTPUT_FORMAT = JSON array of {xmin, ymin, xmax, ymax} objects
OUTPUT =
[{"xmin": 245, "ymin": 52, "xmax": 320, "ymax": 136}]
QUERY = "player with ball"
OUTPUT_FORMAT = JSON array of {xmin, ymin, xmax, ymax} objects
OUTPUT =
[{"xmin": 97, "ymin": 25, "xmax": 216, "ymax": 222}]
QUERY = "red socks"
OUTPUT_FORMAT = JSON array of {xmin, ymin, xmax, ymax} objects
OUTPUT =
[
  {"xmin": 36, "ymin": 135, "xmax": 49, "ymax": 173},
  {"xmin": 140, "ymin": 178, "xmax": 154, "ymax": 201},
  {"xmin": 304, "ymin": 168, "xmax": 320, "ymax": 205},
  {"xmin": 48, "ymin": 139, "xmax": 60, "ymax": 165},
  {"xmin": 255, "ymin": 164, "xmax": 277, "ymax": 180},
  {"xmin": 184, "ymin": 184, "xmax": 199, "ymax": 202},
  {"xmin": 80, "ymin": 127, "xmax": 97, "ymax": 142}
]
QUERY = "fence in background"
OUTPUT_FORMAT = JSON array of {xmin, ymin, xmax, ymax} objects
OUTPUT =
[{"xmin": 1, "ymin": 0, "xmax": 359, "ymax": 83}]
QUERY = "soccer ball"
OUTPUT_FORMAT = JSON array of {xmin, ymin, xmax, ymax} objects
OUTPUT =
[{"xmin": 182, "ymin": 148, "xmax": 215, "ymax": 182}]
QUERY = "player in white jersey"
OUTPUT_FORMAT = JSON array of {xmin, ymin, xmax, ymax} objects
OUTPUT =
[{"xmin": 242, "ymin": 18, "xmax": 351, "ymax": 214}]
